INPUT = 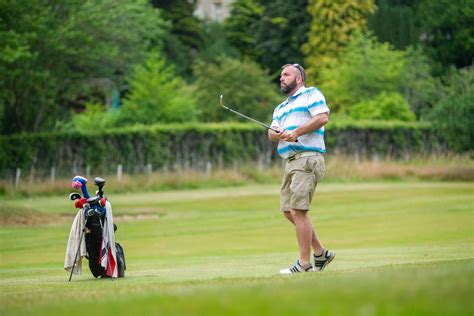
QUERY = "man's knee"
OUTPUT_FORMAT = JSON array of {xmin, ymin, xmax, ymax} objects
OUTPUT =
[
  {"xmin": 283, "ymin": 211, "xmax": 294, "ymax": 223},
  {"xmin": 290, "ymin": 208, "xmax": 308, "ymax": 220}
]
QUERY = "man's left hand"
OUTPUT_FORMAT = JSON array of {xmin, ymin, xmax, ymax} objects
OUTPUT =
[{"xmin": 283, "ymin": 131, "xmax": 299, "ymax": 142}]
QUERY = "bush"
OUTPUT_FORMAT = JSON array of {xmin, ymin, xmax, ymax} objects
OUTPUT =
[
  {"xmin": 64, "ymin": 102, "xmax": 119, "ymax": 132},
  {"xmin": 429, "ymin": 90, "xmax": 473, "ymax": 152},
  {"xmin": 350, "ymin": 92, "xmax": 416, "ymax": 121},
  {"xmin": 325, "ymin": 119, "xmax": 440, "ymax": 157},
  {"xmin": 0, "ymin": 121, "xmax": 445, "ymax": 177},
  {"xmin": 427, "ymin": 66, "xmax": 473, "ymax": 152}
]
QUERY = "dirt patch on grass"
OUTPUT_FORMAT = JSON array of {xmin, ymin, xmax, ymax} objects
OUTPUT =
[
  {"xmin": 0, "ymin": 205, "xmax": 55, "ymax": 226},
  {"xmin": 0, "ymin": 204, "xmax": 80, "ymax": 226},
  {"xmin": 0, "ymin": 205, "xmax": 164, "ymax": 227}
]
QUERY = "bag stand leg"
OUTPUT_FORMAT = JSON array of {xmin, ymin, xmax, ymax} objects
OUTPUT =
[{"xmin": 69, "ymin": 227, "xmax": 86, "ymax": 282}]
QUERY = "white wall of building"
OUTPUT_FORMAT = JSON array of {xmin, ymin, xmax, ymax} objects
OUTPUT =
[{"xmin": 194, "ymin": 0, "xmax": 234, "ymax": 22}]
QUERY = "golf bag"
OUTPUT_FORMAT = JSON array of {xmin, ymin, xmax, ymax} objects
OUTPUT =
[
  {"xmin": 67, "ymin": 176, "xmax": 126, "ymax": 278},
  {"xmin": 84, "ymin": 206, "xmax": 126, "ymax": 278}
]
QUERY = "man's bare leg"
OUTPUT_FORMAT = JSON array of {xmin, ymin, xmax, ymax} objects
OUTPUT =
[
  {"xmin": 289, "ymin": 209, "xmax": 314, "ymax": 266},
  {"xmin": 284, "ymin": 210, "xmax": 325, "ymax": 256}
]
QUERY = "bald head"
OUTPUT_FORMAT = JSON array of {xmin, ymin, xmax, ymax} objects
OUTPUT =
[{"xmin": 281, "ymin": 64, "xmax": 306, "ymax": 83}]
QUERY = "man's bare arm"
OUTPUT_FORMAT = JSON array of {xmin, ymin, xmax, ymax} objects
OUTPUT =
[{"xmin": 285, "ymin": 112, "xmax": 329, "ymax": 142}]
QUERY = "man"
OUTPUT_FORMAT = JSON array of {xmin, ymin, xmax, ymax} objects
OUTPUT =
[{"xmin": 268, "ymin": 63, "xmax": 335, "ymax": 274}]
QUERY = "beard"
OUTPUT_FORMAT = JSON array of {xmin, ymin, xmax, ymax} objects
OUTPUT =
[{"xmin": 280, "ymin": 78, "xmax": 298, "ymax": 94}]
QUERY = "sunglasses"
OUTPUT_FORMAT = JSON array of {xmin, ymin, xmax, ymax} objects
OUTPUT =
[{"xmin": 282, "ymin": 63, "xmax": 306, "ymax": 82}]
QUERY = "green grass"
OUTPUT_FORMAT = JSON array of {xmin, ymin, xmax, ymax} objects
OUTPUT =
[{"xmin": 0, "ymin": 181, "xmax": 473, "ymax": 315}]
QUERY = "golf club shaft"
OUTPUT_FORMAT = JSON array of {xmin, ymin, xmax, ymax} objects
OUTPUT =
[
  {"xmin": 219, "ymin": 95, "xmax": 279, "ymax": 133},
  {"xmin": 223, "ymin": 106, "xmax": 280, "ymax": 133},
  {"xmin": 219, "ymin": 95, "xmax": 298, "ymax": 142}
]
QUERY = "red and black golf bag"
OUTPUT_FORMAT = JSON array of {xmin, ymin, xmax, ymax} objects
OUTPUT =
[{"xmin": 65, "ymin": 176, "xmax": 126, "ymax": 279}]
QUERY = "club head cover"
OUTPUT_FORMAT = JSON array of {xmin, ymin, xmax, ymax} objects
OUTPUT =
[
  {"xmin": 75, "ymin": 197, "xmax": 88, "ymax": 209},
  {"xmin": 71, "ymin": 175, "xmax": 90, "ymax": 198},
  {"xmin": 71, "ymin": 175, "xmax": 87, "ymax": 189}
]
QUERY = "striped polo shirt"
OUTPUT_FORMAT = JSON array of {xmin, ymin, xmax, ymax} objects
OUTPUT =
[{"xmin": 271, "ymin": 86, "xmax": 330, "ymax": 159}]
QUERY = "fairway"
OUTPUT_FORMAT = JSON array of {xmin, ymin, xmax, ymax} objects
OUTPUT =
[{"xmin": 0, "ymin": 181, "xmax": 473, "ymax": 315}]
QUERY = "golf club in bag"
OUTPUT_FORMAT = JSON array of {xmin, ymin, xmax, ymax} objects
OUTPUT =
[{"xmin": 66, "ymin": 176, "xmax": 126, "ymax": 280}]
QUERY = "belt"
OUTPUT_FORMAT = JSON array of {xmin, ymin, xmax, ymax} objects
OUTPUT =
[{"xmin": 287, "ymin": 151, "xmax": 321, "ymax": 162}]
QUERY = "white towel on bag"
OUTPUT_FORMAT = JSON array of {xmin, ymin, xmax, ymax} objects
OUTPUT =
[{"xmin": 64, "ymin": 209, "xmax": 87, "ymax": 275}]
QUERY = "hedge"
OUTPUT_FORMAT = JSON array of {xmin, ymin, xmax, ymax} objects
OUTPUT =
[
  {"xmin": 326, "ymin": 120, "xmax": 443, "ymax": 157},
  {"xmin": 0, "ymin": 121, "xmax": 444, "ymax": 177}
]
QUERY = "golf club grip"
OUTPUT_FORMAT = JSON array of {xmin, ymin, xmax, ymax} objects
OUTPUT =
[{"xmin": 270, "ymin": 128, "xmax": 298, "ymax": 142}]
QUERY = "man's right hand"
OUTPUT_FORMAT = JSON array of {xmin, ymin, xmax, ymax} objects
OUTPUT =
[
  {"xmin": 269, "ymin": 127, "xmax": 291, "ymax": 142},
  {"xmin": 268, "ymin": 127, "xmax": 284, "ymax": 141}
]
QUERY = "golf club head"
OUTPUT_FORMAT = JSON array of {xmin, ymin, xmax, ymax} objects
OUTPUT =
[
  {"xmin": 69, "ymin": 193, "xmax": 82, "ymax": 201},
  {"xmin": 219, "ymin": 94, "xmax": 226, "ymax": 108}
]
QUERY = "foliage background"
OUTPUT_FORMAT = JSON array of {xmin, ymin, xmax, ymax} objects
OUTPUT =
[{"xmin": 0, "ymin": 0, "xmax": 472, "ymax": 170}]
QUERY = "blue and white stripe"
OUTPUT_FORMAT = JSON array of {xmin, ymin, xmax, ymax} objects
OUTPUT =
[{"xmin": 271, "ymin": 86, "xmax": 330, "ymax": 158}]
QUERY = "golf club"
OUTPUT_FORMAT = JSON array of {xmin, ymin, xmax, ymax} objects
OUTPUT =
[
  {"xmin": 69, "ymin": 193, "xmax": 82, "ymax": 201},
  {"xmin": 219, "ymin": 95, "xmax": 280, "ymax": 133},
  {"xmin": 94, "ymin": 177, "xmax": 106, "ymax": 197},
  {"xmin": 220, "ymin": 95, "xmax": 298, "ymax": 142}
]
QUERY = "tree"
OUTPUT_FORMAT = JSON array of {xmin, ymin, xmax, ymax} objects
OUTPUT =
[
  {"xmin": 224, "ymin": 0, "xmax": 311, "ymax": 80},
  {"xmin": 369, "ymin": 0, "xmax": 473, "ymax": 74},
  {"xmin": 401, "ymin": 46, "xmax": 438, "ymax": 118},
  {"xmin": 319, "ymin": 33, "xmax": 406, "ymax": 112},
  {"xmin": 191, "ymin": 57, "xmax": 280, "ymax": 122},
  {"xmin": 428, "ymin": 66, "xmax": 473, "ymax": 152},
  {"xmin": 151, "ymin": 0, "xmax": 203, "ymax": 77},
  {"xmin": 151, "ymin": 0, "xmax": 201, "ymax": 49},
  {"xmin": 224, "ymin": 0, "xmax": 265, "ymax": 61},
  {"xmin": 368, "ymin": 0, "xmax": 421, "ymax": 50},
  {"xmin": 429, "ymin": 90, "xmax": 473, "ymax": 152},
  {"xmin": 119, "ymin": 51, "xmax": 199, "ymax": 125},
  {"xmin": 0, "ymin": 1, "xmax": 65, "ymax": 134},
  {"xmin": 195, "ymin": 21, "xmax": 240, "ymax": 64},
  {"xmin": 417, "ymin": 0, "xmax": 474, "ymax": 74},
  {"xmin": 0, "ymin": 0, "xmax": 167, "ymax": 134},
  {"xmin": 318, "ymin": 32, "xmax": 437, "ymax": 120},
  {"xmin": 254, "ymin": 0, "xmax": 311, "ymax": 78},
  {"xmin": 302, "ymin": 0, "xmax": 376, "ymax": 84}
]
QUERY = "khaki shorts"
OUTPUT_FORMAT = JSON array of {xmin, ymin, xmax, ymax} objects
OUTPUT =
[{"xmin": 280, "ymin": 153, "xmax": 325, "ymax": 212}]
